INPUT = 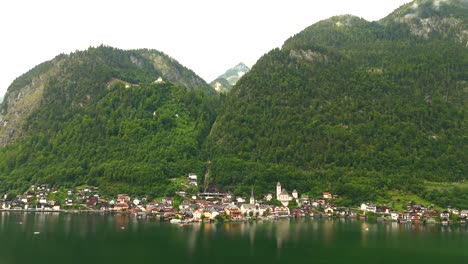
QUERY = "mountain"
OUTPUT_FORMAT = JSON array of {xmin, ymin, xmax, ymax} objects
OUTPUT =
[
  {"xmin": 0, "ymin": 46, "xmax": 214, "ymax": 147},
  {"xmin": 208, "ymin": 0, "xmax": 467, "ymax": 207},
  {"xmin": 0, "ymin": 1, "xmax": 466, "ymax": 208},
  {"xmin": 210, "ymin": 78, "xmax": 232, "ymax": 93},
  {"xmin": 0, "ymin": 46, "xmax": 217, "ymax": 195},
  {"xmin": 210, "ymin": 63, "xmax": 250, "ymax": 93}
]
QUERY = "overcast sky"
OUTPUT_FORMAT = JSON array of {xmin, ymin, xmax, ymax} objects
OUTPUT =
[{"xmin": 0, "ymin": 0, "xmax": 410, "ymax": 97}]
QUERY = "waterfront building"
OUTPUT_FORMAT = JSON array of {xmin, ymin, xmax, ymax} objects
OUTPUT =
[
  {"xmin": 276, "ymin": 182, "xmax": 282, "ymax": 200},
  {"xmin": 278, "ymin": 189, "xmax": 292, "ymax": 207}
]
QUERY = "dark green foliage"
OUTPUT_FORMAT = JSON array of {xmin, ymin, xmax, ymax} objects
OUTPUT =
[
  {"xmin": 208, "ymin": 1, "xmax": 467, "ymax": 207},
  {"xmin": 0, "ymin": 46, "xmax": 218, "ymax": 197},
  {"xmin": 0, "ymin": 82, "xmax": 217, "ymax": 196},
  {"xmin": 0, "ymin": 1, "xmax": 467, "ymax": 209}
]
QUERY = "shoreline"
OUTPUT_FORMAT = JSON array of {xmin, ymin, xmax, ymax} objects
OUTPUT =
[
  {"xmin": 0, "ymin": 208, "xmax": 117, "ymax": 214},
  {"xmin": 1, "ymin": 209, "xmax": 465, "ymax": 226}
]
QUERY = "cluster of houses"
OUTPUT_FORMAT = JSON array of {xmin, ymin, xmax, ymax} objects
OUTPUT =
[
  {"xmin": 360, "ymin": 202, "xmax": 467, "ymax": 224},
  {"xmin": 1, "ymin": 179, "xmax": 467, "ymax": 225},
  {"xmin": 1, "ymin": 184, "xmax": 62, "ymax": 211}
]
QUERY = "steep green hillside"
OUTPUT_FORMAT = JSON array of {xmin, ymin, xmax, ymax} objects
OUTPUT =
[
  {"xmin": 0, "ymin": 46, "xmax": 217, "ymax": 196},
  {"xmin": 0, "ymin": 1, "xmax": 466, "ymax": 208},
  {"xmin": 0, "ymin": 82, "xmax": 217, "ymax": 196},
  {"xmin": 0, "ymin": 46, "xmax": 213, "ymax": 147},
  {"xmin": 208, "ymin": 0, "xmax": 467, "ymax": 206}
]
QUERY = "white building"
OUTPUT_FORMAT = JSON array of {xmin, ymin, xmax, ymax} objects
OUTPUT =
[
  {"xmin": 236, "ymin": 197, "xmax": 246, "ymax": 203},
  {"xmin": 278, "ymin": 189, "xmax": 292, "ymax": 207},
  {"xmin": 154, "ymin": 77, "xmax": 164, "ymax": 83},
  {"xmin": 240, "ymin": 204, "xmax": 256, "ymax": 216},
  {"xmin": 360, "ymin": 203, "xmax": 377, "ymax": 213},
  {"xmin": 276, "ymin": 181, "xmax": 294, "ymax": 207},
  {"xmin": 39, "ymin": 197, "xmax": 48, "ymax": 204},
  {"xmin": 276, "ymin": 182, "xmax": 282, "ymax": 200},
  {"xmin": 188, "ymin": 173, "xmax": 197, "ymax": 181},
  {"xmin": 292, "ymin": 189, "xmax": 298, "ymax": 199},
  {"xmin": 249, "ymin": 186, "xmax": 255, "ymax": 205}
]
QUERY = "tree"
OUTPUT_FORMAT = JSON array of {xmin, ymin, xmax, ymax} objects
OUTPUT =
[
  {"xmin": 288, "ymin": 199, "xmax": 298, "ymax": 209},
  {"xmin": 214, "ymin": 214, "xmax": 224, "ymax": 222}
]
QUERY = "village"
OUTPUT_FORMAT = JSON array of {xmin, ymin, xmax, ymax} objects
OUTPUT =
[{"xmin": 1, "ymin": 173, "xmax": 466, "ymax": 225}]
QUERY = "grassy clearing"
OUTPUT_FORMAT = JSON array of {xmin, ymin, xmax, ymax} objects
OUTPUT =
[{"xmin": 378, "ymin": 190, "xmax": 443, "ymax": 211}]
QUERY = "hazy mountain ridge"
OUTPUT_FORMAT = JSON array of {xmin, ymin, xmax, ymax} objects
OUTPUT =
[{"xmin": 210, "ymin": 63, "xmax": 250, "ymax": 93}]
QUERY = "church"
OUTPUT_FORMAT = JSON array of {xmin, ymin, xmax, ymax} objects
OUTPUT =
[{"xmin": 276, "ymin": 182, "xmax": 295, "ymax": 207}]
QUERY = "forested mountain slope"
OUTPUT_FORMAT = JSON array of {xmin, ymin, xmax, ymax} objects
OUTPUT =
[
  {"xmin": 208, "ymin": 0, "xmax": 467, "ymax": 206},
  {"xmin": 0, "ymin": 46, "xmax": 217, "ymax": 195},
  {"xmin": 0, "ymin": 46, "xmax": 213, "ymax": 147},
  {"xmin": 0, "ymin": 1, "xmax": 466, "ymax": 208}
]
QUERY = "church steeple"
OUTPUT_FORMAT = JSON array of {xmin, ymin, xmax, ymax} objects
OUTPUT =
[
  {"xmin": 250, "ymin": 185, "xmax": 255, "ymax": 205},
  {"xmin": 276, "ymin": 182, "xmax": 281, "ymax": 200}
]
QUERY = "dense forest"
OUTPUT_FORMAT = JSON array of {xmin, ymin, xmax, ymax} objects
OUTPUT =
[
  {"xmin": 207, "ymin": 0, "xmax": 467, "ymax": 207},
  {"xmin": 0, "ymin": 81, "xmax": 217, "ymax": 196},
  {"xmin": 0, "ymin": 0, "xmax": 466, "ymax": 208},
  {"xmin": 0, "ymin": 47, "xmax": 217, "ymax": 196}
]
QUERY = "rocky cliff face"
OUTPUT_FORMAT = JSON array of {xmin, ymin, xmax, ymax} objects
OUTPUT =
[
  {"xmin": 139, "ymin": 50, "xmax": 212, "ymax": 90},
  {"xmin": 0, "ymin": 56, "xmax": 66, "ymax": 146},
  {"xmin": 384, "ymin": 0, "xmax": 468, "ymax": 45}
]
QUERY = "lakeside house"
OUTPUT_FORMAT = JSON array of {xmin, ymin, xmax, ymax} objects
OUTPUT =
[
  {"xmin": 117, "ymin": 194, "xmax": 131, "ymax": 204},
  {"xmin": 240, "ymin": 204, "xmax": 256, "ymax": 216},
  {"xmin": 224, "ymin": 204, "xmax": 242, "ymax": 219},
  {"xmin": 360, "ymin": 203, "xmax": 377, "ymax": 213}
]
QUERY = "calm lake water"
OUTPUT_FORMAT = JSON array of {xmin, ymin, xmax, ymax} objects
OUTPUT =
[{"xmin": 0, "ymin": 212, "xmax": 466, "ymax": 264}]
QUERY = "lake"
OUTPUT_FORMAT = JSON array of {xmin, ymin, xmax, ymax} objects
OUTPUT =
[{"xmin": 0, "ymin": 212, "xmax": 466, "ymax": 264}]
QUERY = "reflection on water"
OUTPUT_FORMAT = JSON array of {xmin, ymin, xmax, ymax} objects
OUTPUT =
[
  {"xmin": 186, "ymin": 222, "xmax": 200, "ymax": 256},
  {"xmin": 0, "ymin": 212, "xmax": 466, "ymax": 264},
  {"xmin": 1, "ymin": 212, "xmax": 466, "ymax": 238}
]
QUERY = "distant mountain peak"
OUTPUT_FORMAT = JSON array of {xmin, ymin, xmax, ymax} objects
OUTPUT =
[
  {"xmin": 210, "ymin": 62, "xmax": 251, "ymax": 93},
  {"xmin": 232, "ymin": 62, "xmax": 250, "ymax": 71}
]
